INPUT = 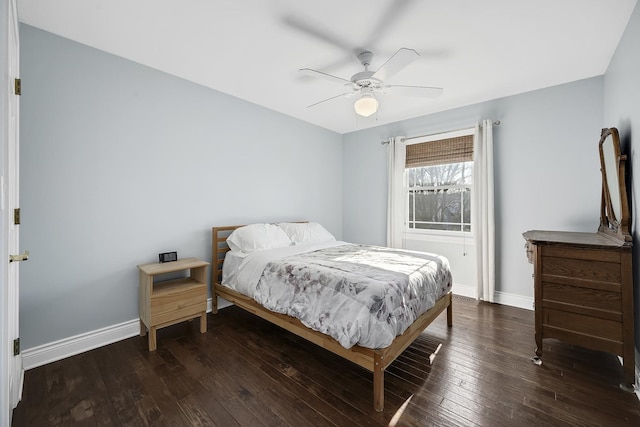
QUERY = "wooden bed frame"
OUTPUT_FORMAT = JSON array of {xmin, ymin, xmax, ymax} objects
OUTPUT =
[{"xmin": 211, "ymin": 225, "xmax": 453, "ymax": 411}]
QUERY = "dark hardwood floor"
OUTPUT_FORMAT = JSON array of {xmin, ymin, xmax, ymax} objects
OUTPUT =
[{"xmin": 12, "ymin": 295, "xmax": 640, "ymax": 426}]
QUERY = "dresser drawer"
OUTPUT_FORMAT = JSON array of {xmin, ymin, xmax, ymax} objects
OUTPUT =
[
  {"xmin": 543, "ymin": 308, "xmax": 623, "ymax": 344},
  {"xmin": 541, "ymin": 260, "xmax": 621, "ymax": 286},
  {"xmin": 542, "ymin": 282, "xmax": 621, "ymax": 313}
]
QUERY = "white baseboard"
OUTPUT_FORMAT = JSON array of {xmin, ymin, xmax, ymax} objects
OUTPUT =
[
  {"xmin": 21, "ymin": 319, "xmax": 140, "ymax": 370},
  {"xmin": 452, "ymin": 283, "xmax": 475, "ymax": 298},
  {"xmin": 216, "ymin": 297, "xmax": 233, "ymax": 310},
  {"xmin": 494, "ymin": 291, "xmax": 533, "ymax": 311},
  {"xmin": 452, "ymin": 284, "xmax": 534, "ymax": 311},
  {"xmin": 22, "ymin": 297, "xmax": 233, "ymax": 370}
]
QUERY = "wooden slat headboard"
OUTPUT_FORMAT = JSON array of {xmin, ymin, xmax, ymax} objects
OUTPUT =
[
  {"xmin": 211, "ymin": 225, "xmax": 244, "ymax": 285},
  {"xmin": 211, "ymin": 221, "xmax": 308, "ymax": 286}
]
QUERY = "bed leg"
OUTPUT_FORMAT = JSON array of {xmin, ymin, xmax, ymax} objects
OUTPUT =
[
  {"xmin": 373, "ymin": 353, "xmax": 384, "ymax": 412},
  {"xmin": 447, "ymin": 294, "xmax": 453, "ymax": 327}
]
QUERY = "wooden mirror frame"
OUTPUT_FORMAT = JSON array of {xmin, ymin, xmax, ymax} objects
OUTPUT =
[{"xmin": 598, "ymin": 127, "xmax": 632, "ymax": 244}]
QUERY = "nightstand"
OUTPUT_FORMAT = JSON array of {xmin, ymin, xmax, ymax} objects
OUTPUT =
[{"xmin": 137, "ymin": 257, "xmax": 209, "ymax": 351}]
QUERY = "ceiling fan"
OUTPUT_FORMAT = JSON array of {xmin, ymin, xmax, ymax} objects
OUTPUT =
[{"xmin": 300, "ymin": 48, "xmax": 443, "ymax": 117}]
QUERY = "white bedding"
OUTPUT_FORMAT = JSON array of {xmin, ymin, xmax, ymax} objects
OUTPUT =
[{"xmin": 221, "ymin": 241, "xmax": 452, "ymax": 349}]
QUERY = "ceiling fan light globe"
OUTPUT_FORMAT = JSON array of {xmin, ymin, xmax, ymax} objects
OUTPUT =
[{"xmin": 354, "ymin": 96, "xmax": 378, "ymax": 117}]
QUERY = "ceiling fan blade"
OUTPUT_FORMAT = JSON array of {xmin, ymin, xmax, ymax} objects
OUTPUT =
[
  {"xmin": 299, "ymin": 68, "xmax": 353, "ymax": 86},
  {"xmin": 283, "ymin": 16, "xmax": 353, "ymax": 54},
  {"xmin": 385, "ymin": 85, "xmax": 443, "ymax": 98},
  {"xmin": 372, "ymin": 48, "xmax": 419, "ymax": 82},
  {"xmin": 365, "ymin": 0, "xmax": 417, "ymax": 48},
  {"xmin": 306, "ymin": 92, "xmax": 353, "ymax": 108}
]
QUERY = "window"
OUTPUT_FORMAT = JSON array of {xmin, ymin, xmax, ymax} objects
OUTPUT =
[
  {"xmin": 388, "ymin": 122, "xmax": 494, "ymax": 299},
  {"xmin": 407, "ymin": 161, "xmax": 473, "ymax": 231},
  {"xmin": 404, "ymin": 131, "xmax": 474, "ymax": 233}
]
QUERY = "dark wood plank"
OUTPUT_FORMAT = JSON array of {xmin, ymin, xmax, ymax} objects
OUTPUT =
[
  {"xmin": 11, "ymin": 295, "xmax": 640, "ymax": 426},
  {"xmin": 214, "ymin": 313, "xmax": 389, "ymax": 426}
]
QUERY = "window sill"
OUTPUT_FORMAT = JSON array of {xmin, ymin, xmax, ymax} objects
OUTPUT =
[{"xmin": 403, "ymin": 230, "xmax": 474, "ymax": 244}]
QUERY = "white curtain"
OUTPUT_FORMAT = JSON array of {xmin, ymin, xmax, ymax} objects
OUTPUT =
[
  {"xmin": 387, "ymin": 136, "xmax": 405, "ymax": 248},
  {"xmin": 472, "ymin": 120, "xmax": 495, "ymax": 302}
]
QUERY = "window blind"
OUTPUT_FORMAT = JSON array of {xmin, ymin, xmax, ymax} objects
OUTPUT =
[{"xmin": 405, "ymin": 135, "xmax": 474, "ymax": 168}]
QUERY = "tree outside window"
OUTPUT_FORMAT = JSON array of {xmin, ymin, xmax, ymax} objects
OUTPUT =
[{"xmin": 407, "ymin": 161, "xmax": 472, "ymax": 232}]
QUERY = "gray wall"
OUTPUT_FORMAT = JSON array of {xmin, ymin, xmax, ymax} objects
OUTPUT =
[
  {"xmin": 603, "ymin": 2, "xmax": 640, "ymax": 375},
  {"xmin": 342, "ymin": 77, "xmax": 604, "ymax": 300},
  {"xmin": 19, "ymin": 25, "xmax": 343, "ymax": 349}
]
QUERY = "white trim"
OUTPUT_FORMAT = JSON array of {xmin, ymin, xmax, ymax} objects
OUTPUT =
[
  {"xmin": 452, "ymin": 283, "xmax": 476, "ymax": 299},
  {"xmin": 452, "ymin": 286, "xmax": 533, "ymax": 310},
  {"xmin": 404, "ymin": 230, "xmax": 474, "ymax": 245},
  {"xmin": 3, "ymin": 0, "xmax": 23, "ymax": 420},
  {"xmin": 494, "ymin": 291, "xmax": 533, "ymax": 311},
  {"xmin": 22, "ymin": 297, "xmax": 233, "ymax": 370},
  {"xmin": 22, "ymin": 319, "xmax": 140, "ymax": 370},
  {"xmin": 214, "ymin": 297, "xmax": 233, "ymax": 311}
]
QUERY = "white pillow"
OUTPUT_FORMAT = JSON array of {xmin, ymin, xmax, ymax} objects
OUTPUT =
[
  {"xmin": 278, "ymin": 222, "xmax": 336, "ymax": 245},
  {"xmin": 226, "ymin": 223, "xmax": 293, "ymax": 255}
]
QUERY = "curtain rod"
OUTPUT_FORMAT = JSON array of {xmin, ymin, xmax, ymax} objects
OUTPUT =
[{"xmin": 380, "ymin": 120, "xmax": 501, "ymax": 145}]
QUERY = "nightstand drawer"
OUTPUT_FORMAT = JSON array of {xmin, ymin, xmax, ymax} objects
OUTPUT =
[{"xmin": 150, "ymin": 282, "xmax": 207, "ymax": 326}]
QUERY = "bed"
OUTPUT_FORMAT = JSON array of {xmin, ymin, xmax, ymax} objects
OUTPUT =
[{"xmin": 211, "ymin": 222, "xmax": 453, "ymax": 411}]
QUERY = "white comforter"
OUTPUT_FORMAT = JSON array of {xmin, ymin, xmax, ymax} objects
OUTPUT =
[{"xmin": 222, "ymin": 241, "xmax": 452, "ymax": 349}]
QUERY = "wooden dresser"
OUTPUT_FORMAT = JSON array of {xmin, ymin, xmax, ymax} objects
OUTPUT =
[
  {"xmin": 523, "ymin": 230, "xmax": 634, "ymax": 388},
  {"xmin": 523, "ymin": 128, "xmax": 635, "ymax": 391}
]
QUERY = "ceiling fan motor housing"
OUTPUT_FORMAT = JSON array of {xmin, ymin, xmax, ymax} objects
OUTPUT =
[
  {"xmin": 351, "ymin": 71, "xmax": 383, "ymax": 89},
  {"xmin": 352, "ymin": 50, "xmax": 383, "ymax": 89}
]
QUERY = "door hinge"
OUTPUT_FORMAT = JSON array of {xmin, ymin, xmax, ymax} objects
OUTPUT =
[
  {"xmin": 13, "ymin": 338, "xmax": 20, "ymax": 356},
  {"xmin": 14, "ymin": 78, "xmax": 21, "ymax": 96},
  {"xmin": 13, "ymin": 208, "xmax": 20, "ymax": 225}
]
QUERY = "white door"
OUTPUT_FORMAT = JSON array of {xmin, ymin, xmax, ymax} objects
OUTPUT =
[{"xmin": 3, "ymin": 0, "xmax": 24, "ymax": 422}]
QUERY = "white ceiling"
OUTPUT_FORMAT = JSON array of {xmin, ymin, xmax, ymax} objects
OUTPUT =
[{"xmin": 17, "ymin": 0, "xmax": 637, "ymax": 134}]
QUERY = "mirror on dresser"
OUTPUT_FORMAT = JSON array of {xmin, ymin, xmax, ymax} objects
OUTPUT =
[
  {"xmin": 599, "ymin": 127, "xmax": 631, "ymax": 243},
  {"xmin": 523, "ymin": 127, "xmax": 634, "ymax": 392}
]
